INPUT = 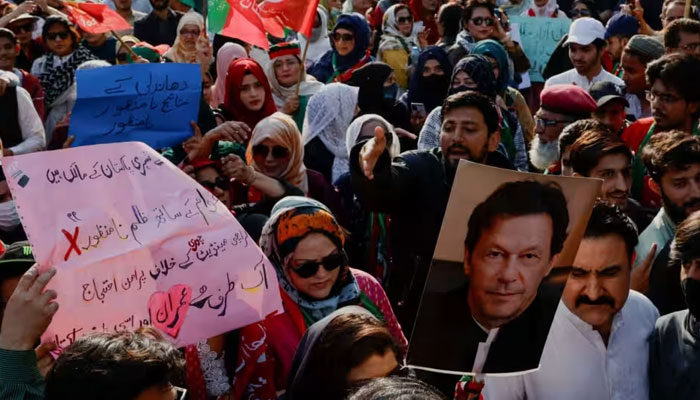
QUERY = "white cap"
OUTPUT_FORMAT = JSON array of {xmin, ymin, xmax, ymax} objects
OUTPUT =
[{"xmin": 564, "ymin": 17, "xmax": 605, "ymax": 46}]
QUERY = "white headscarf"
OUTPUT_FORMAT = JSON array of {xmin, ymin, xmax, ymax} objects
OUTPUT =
[
  {"xmin": 345, "ymin": 114, "xmax": 401, "ymax": 159},
  {"xmin": 302, "ymin": 83, "xmax": 359, "ymax": 183},
  {"xmin": 381, "ymin": 4, "xmax": 420, "ymax": 47},
  {"xmin": 299, "ymin": 7, "xmax": 331, "ymax": 68},
  {"xmin": 164, "ymin": 11, "xmax": 204, "ymax": 63},
  {"xmin": 521, "ymin": 0, "xmax": 562, "ymax": 17},
  {"xmin": 211, "ymin": 42, "xmax": 247, "ymax": 107},
  {"xmin": 265, "ymin": 48, "xmax": 324, "ymax": 108}
]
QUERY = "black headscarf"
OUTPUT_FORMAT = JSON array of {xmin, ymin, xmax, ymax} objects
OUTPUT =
[
  {"xmin": 407, "ymin": 46, "xmax": 453, "ymax": 112},
  {"xmin": 347, "ymin": 62, "xmax": 411, "ymax": 131}
]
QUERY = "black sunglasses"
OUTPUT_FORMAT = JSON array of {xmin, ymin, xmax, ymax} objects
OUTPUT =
[
  {"xmin": 47, "ymin": 31, "xmax": 70, "ymax": 41},
  {"xmin": 570, "ymin": 8, "xmax": 591, "ymax": 16},
  {"xmin": 252, "ymin": 144, "xmax": 290, "ymax": 159},
  {"xmin": 289, "ymin": 251, "xmax": 347, "ymax": 278},
  {"xmin": 397, "ymin": 16, "xmax": 413, "ymax": 24},
  {"xmin": 470, "ymin": 17, "xmax": 494, "ymax": 26},
  {"xmin": 200, "ymin": 176, "xmax": 231, "ymax": 191},
  {"xmin": 12, "ymin": 22, "xmax": 35, "ymax": 33},
  {"xmin": 331, "ymin": 32, "xmax": 354, "ymax": 42}
]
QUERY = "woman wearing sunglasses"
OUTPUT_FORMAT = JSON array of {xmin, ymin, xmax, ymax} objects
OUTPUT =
[
  {"xmin": 286, "ymin": 306, "xmax": 406, "ymax": 400},
  {"xmin": 308, "ymin": 13, "xmax": 372, "ymax": 84},
  {"xmin": 163, "ymin": 11, "xmax": 212, "ymax": 69},
  {"xmin": 447, "ymin": 0, "xmax": 530, "ymax": 79},
  {"xmin": 230, "ymin": 196, "xmax": 407, "ymax": 399},
  {"xmin": 6, "ymin": 13, "xmax": 43, "ymax": 72},
  {"xmin": 31, "ymin": 15, "xmax": 96, "ymax": 143},
  {"xmin": 378, "ymin": 4, "xmax": 427, "ymax": 91}
]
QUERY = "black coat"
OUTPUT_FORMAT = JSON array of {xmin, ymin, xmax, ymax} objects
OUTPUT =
[{"xmin": 349, "ymin": 144, "xmax": 514, "ymax": 334}]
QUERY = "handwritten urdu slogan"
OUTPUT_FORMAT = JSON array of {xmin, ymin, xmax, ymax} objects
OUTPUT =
[
  {"xmin": 69, "ymin": 63, "xmax": 201, "ymax": 149},
  {"xmin": 3, "ymin": 142, "xmax": 283, "ymax": 349}
]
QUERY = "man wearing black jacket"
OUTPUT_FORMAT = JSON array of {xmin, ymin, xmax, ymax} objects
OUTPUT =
[{"xmin": 350, "ymin": 91, "xmax": 514, "ymax": 334}]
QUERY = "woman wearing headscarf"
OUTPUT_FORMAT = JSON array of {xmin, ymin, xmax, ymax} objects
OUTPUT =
[
  {"xmin": 210, "ymin": 42, "xmax": 247, "ymax": 108},
  {"xmin": 298, "ymin": 7, "xmax": 332, "ymax": 69},
  {"xmin": 286, "ymin": 306, "xmax": 405, "ymax": 400},
  {"xmin": 308, "ymin": 14, "xmax": 372, "ymax": 84},
  {"xmin": 219, "ymin": 58, "xmax": 277, "ymax": 138},
  {"xmin": 521, "ymin": 0, "xmax": 568, "ymax": 17},
  {"xmin": 408, "ymin": 0, "xmax": 440, "ymax": 44},
  {"xmin": 472, "ymin": 39, "xmax": 535, "ymax": 144},
  {"xmin": 347, "ymin": 62, "xmax": 411, "ymax": 134},
  {"xmin": 232, "ymin": 196, "xmax": 407, "ymax": 399},
  {"xmin": 378, "ymin": 4, "xmax": 426, "ymax": 90},
  {"xmin": 266, "ymin": 42, "xmax": 324, "ymax": 131},
  {"xmin": 417, "ymin": 55, "xmax": 528, "ymax": 170},
  {"xmin": 302, "ymin": 82, "xmax": 359, "ymax": 184},
  {"xmin": 335, "ymin": 114, "xmax": 400, "ymax": 282},
  {"xmin": 31, "ymin": 15, "xmax": 96, "ymax": 141},
  {"xmin": 163, "ymin": 11, "xmax": 212, "ymax": 70},
  {"xmin": 399, "ymin": 46, "xmax": 452, "ymax": 133}
]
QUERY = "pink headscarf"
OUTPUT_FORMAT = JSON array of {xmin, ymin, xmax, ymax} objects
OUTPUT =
[{"xmin": 211, "ymin": 42, "xmax": 248, "ymax": 107}]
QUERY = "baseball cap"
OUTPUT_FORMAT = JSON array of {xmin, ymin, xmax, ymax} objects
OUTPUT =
[
  {"xmin": 565, "ymin": 17, "xmax": 606, "ymax": 46},
  {"xmin": 589, "ymin": 81, "xmax": 629, "ymax": 108},
  {"xmin": 0, "ymin": 241, "xmax": 35, "ymax": 282},
  {"xmin": 604, "ymin": 13, "xmax": 639, "ymax": 39},
  {"xmin": 7, "ymin": 13, "xmax": 39, "ymax": 26}
]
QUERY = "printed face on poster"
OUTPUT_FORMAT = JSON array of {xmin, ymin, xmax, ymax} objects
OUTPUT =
[
  {"xmin": 408, "ymin": 161, "xmax": 600, "ymax": 376},
  {"xmin": 2, "ymin": 142, "xmax": 283, "ymax": 351}
]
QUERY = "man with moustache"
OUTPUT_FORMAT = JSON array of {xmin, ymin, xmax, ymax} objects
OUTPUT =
[
  {"xmin": 351, "ymin": 90, "xmax": 514, "ymax": 333},
  {"xmin": 569, "ymin": 129, "xmax": 654, "ymax": 230},
  {"xmin": 650, "ymin": 211, "xmax": 700, "ymax": 399},
  {"xmin": 133, "ymin": 0, "xmax": 182, "ymax": 46},
  {"xmin": 621, "ymin": 53, "xmax": 700, "ymax": 209},
  {"xmin": 529, "ymin": 84, "xmax": 597, "ymax": 173},
  {"xmin": 483, "ymin": 203, "xmax": 659, "ymax": 400},
  {"xmin": 635, "ymin": 131, "xmax": 700, "ymax": 315}
]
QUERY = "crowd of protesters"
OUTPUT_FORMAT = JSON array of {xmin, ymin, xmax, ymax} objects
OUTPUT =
[{"xmin": 1, "ymin": 0, "xmax": 700, "ymax": 398}]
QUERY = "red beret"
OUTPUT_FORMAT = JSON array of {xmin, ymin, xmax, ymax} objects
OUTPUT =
[{"xmin": 540, "ymin": 84, "xmax": 597, "ymax": 118}]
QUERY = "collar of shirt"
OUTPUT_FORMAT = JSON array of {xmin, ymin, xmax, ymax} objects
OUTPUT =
[{"xmin": 560, "ymin": 299, "xmax": 624, "ymax": 351}]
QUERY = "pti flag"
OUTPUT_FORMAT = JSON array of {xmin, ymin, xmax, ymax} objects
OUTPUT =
[
  {"xmin": 259, "ymin": 0, "xmax": 320, "ymax": 37},
  {"xmin": 219, "ymin": 0, "xmax": 270, "ymax": 50},
  {"xmin": 62, "ymin": 2, "xmax": 131, "ymax": 34}
]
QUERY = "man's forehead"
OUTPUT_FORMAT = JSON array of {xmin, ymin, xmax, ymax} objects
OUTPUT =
[
  {"xmin": 535, "ymin": 108, "xmax": 568, "ymax": 119},
  {"xmin": 443, "ymin": 107, "xmax": 484, "ymax": 123},
  {"xmin": 477, "ymin": 214, "xmax": 554, "ymax": 246},
  {"xmin": 663, "ymin": 162, "xmax": 700, "ymax": 178},
  {"xmin": 573, "ymin": 235, "xmax": 630, "ymax": 270}
]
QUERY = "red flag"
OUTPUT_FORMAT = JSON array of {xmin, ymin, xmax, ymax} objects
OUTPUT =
[
  {"xmin": 62, "ymin": 2, "xmax": 131, "ymax": 34},
  {"xmin": 259, "ymin": 0, "xmax": 320, "ymax": 37},
  {"xmin": 221, "ymin": 0, "xmax": 270, "ymax": 50}
]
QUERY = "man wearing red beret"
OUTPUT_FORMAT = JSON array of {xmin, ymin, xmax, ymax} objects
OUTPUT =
[{"xmin": 529, "ymin": 84, "xmax": 597, "ymax": 173}]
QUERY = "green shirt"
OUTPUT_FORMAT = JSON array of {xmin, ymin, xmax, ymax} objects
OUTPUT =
[{"xmin": 0, "ymin": 348, "xmax": 45, "ymax": 400}]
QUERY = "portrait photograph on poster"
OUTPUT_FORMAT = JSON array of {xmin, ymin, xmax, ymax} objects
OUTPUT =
[{"xmin": 407, "ymin": 161, "xmax": 601, "ymax": 392}]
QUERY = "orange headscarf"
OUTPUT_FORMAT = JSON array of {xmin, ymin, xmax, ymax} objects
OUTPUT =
[{"xmin": 246, "ymin": 112, "xmax": 308, "ymax": 194}]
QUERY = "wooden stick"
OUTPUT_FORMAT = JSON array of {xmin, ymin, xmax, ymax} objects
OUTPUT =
[
  {"xmin": 295, "ymin": 37, "xmax": 311, "ymax": 97},
  {"xmin": 111, "ymin": 30, "xmax": 139, "ymax": 61},
  {"xmin": 685, "ymin": 0, "xmax": 692, "ymax": 18}
]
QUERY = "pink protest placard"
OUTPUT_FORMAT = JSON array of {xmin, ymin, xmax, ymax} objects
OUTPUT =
[{"xmin": 2, "ymin": 142, "xmax": 283, "ymax": 350}]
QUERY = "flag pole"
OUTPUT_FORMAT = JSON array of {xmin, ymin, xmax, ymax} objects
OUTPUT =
[
  {"xmin": 685, "ymin": 0, "xmax": 691, "ymax": 17},
  {"xmin": 111, "ymin": 30, "xmax": 139, "ymax": 60},
  {"xmin": 295, "ymin": 37, "xmax": 311, "ymax": 97}
]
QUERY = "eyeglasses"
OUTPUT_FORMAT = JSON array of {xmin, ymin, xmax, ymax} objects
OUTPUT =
[
  {"xmin": 180, "ymin": 29, "xmax": 200, "ymax": 37},
  {"xmin": 680, "ymin": 42, "xmax": 700, "ymax": 52},
  {"xmin": 534, "ymin": 117, "xmax": 572, "ymax": 128},
  {"xmin": 46, "ymin": 31, "xmax": 70, "ymax": 41},
  {"xmin": 569, "ymin": 8, "xmax": 592, "ymax": 17},
  {"xmin": 252, "ymin": 144, "xmax": 290, "ymax": 159},
  {"xmin": 331, "ymin": 32, "xmax": 354, "ymax": 42},
  {"xmin": 173, "ymin": 385, "xmax": 187, "ymax": 400},
  {"xmin": 469, "ymin": 17, "xmax": 494, "ymax": 26},
  {"xmin": 11, "ymin": 22, "xmax": 35, "ymax": 33},
  {"xmin": 200, "ymin": 176, "xmax": 231, "ymax": 191},
  {"xmin": 397, "ymin": 16, "xmax": 413, "ymax": 24},
  {"xmin": 289, "ymin": 251, "xmax": 347, "ymax": 278},
  {"xmin": 646, "ymin": 90, "xmax": 683, "ymax": 104}
]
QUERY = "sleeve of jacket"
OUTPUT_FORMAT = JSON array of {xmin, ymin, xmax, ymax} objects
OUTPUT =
[
  {"xmin": 0, "ymin": 349, "xmax": 45, "ymax": 400},
  {"xmin": 349, "ymin": 140, "xmax": 416, "ymax": 214},
  {"xmin": 505, "ymin": 41, "xmax": 531, "ymax": 74}
]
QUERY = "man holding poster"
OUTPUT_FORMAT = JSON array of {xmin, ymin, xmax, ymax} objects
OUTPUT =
[{"xmin": 407, "ymin": 162, "xmax": 600, "ymax": 396}]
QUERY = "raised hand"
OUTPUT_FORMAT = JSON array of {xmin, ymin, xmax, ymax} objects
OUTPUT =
[
  {"xmin": 0, "ymin": 266, "xmax": 58, "ymax": 351},
  {"xmin": 630, "ymin": 243, "xmax": 657, "ymax": 293},
  {"xmin": 359, "ymin": 126, "xmax": 387, "ymax": 180},
  {"xmin": 221, "ymin": 154, "xmax": 255, "ymax": 184}
]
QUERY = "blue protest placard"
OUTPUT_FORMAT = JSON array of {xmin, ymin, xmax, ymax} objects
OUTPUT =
[
  {"xmin": 509, "ymin": 16, "xmax": 571, "ymax": 83},
  {"xmin": 69, "ymin": 63, "xmax": 201, "ymax": 149}
]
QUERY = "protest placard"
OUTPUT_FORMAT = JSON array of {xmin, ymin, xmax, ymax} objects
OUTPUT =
[
  {"xmin": 408, "ymin": 162, "xmax": 600, "ymax": 381},
  {"xmin": 69, "ymin": 63, "xmax": 201, "ymax": 149},
  {"xmin": 2, "ymin": 142, "xmax": 283, "ymax": 350},
  {"xmin": 509, "ymin": 16, "xmax": 571, "ymax": 83}
]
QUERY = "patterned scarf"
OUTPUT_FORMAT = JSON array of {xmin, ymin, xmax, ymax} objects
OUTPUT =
[{"xmin": 40, "ymin": 45, "xmax": 96, "ymax": 106}]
